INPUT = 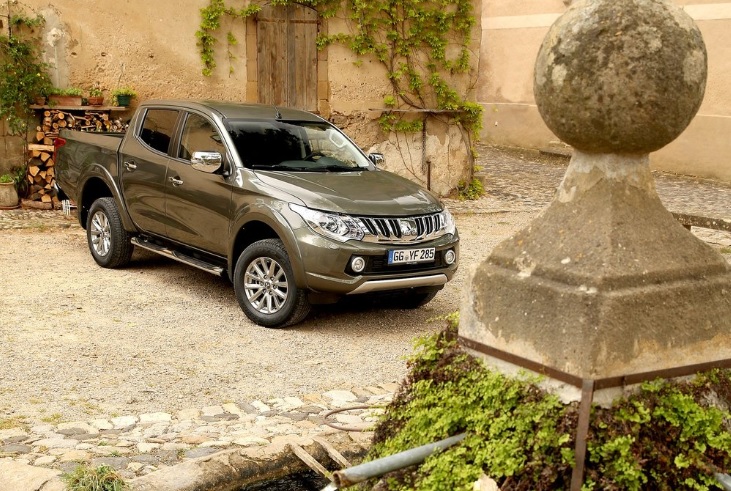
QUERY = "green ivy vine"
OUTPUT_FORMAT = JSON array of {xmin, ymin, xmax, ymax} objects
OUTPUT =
[
  {"xmin": 195, "ymin": 0, "xmax": 482, "ymax": 142},
  {"xmin": 0, "ymin": 4, "xmax": 52, "ymax": 135}
]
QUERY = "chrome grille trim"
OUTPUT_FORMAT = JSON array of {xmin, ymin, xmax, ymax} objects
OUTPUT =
[{"xmin": 355, "ymin": 213, "xmax": 447, "ymax": 244}]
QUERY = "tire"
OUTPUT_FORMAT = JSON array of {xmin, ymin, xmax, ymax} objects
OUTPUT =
[
  {"xmin": 86, "ymin": 197, "xmax": 133, "ymax": 268},
  {"xmin": 400, "ymin": 287, "xmax": 441, "ymax": 309},
  {"xmin": 234, "ymin": 239, "xmax": 311, "ymax": 328}
]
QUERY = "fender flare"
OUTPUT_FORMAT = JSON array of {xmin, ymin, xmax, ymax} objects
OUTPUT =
[
  {"xmin": 228, "ymin": 206, "xmax": 307, "ymax": 287},
  {"xmin": 78, "ymin": 164, "xmax": 136, "ymax": 232}
]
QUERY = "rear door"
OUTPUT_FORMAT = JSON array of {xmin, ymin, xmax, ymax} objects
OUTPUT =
[
  {"xmin": 164, "ymin": 111, "xmax": 233, "ymax": 255},
  {"xmin": 120, "ymin": 108, "xmax": 179, "ymax": 235}
]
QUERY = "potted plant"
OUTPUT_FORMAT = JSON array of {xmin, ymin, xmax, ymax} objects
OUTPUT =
[
  {"xmin": 112, "ymin": 87, "xmax": 137, "ymax": 107},
  {"xmin": 0, "ymin": 173, "xmax": 19, "ymax": 209},
  {"xmin": 88, "ymin": 87, "xmax": 104, "ymax": 106},
  {"xmin": 34, "ymin": 89, "xmax": 48, "ymax": 106},
  {"xmin": 48, "ymin": 87, "xmax": 83, "ymax": 106}
]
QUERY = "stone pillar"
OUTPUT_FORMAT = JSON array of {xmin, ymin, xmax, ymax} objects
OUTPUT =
[{"xmin": 460, "ymin": 0, "xmax": 731, "ymax": 389}]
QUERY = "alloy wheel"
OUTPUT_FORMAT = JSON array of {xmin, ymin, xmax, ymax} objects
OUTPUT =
[
  {"xmin": 90, "ymin": 210, "xmax": 111, "ymax": 257},
  {"xmin": 244, "ymin": 256, "xmax": 289, "ymax": 314}
]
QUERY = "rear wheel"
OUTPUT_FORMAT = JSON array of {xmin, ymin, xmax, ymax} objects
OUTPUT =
[
  {"xmin": 86, "ymin": 197, "xmax": 133, "ymax": 268},
  {"xmin": 234, "ymin": 239, "xmax": 311, "ymax": 328}
]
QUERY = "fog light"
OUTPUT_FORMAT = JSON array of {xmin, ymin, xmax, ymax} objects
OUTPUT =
[
  {"xmin": 444, "ymin": 249, "xmax": 456, "ymax": 265},
  {"xmin": 350, "ymin": 256, "xmax": 366, "ymax": 273}
]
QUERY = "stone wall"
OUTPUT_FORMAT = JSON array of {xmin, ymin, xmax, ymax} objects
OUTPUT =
[
  {"xmin": 0, "ymin": 0, "xmax": 476, "ymax": 195},
  {"xmin": 479, "ymin": 0, "xmax": 731, "ymax": 183}
]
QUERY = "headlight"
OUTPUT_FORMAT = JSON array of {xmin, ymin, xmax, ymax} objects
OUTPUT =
[
  {"xmin": 439, "ymin": 207, "xmax": 456, "ymax": 236},
  {"xmin": 290, "ymin": 203, "xmax": 365, "ymax": 242}
]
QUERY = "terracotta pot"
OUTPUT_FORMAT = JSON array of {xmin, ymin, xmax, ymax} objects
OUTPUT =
[
  {"xmin": 48, "ymin": 95, "xmax": 82, "ymax": 106},
  {"xmin": 88, "ymin": 96, "xmax": 104, "ymax": 106},
  {"xmin": 0, "ymin": 181, "xmax": 19, "ymax": 209}
]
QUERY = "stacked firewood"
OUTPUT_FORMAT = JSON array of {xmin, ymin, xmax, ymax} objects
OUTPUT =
[
  {"xmin": 25, "ymin": 142, "xmax": 57, "ymax": 206},
  {"xmin": 23, "ymin": 109, "xmax": 126, "ymax": 208},
  {"xmin": 38, "ymin": 109, "xmax": 126, "ymax": 135}
]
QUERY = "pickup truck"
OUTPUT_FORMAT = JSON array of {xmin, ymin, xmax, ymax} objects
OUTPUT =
[{"xmin": 55, "ymin": 100, "xmax": 459, "ymax": 327}]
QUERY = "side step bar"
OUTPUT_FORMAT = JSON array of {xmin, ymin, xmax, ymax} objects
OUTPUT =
[{"xmin": 131, "ymin": 237, "xmax": 225, "ymax": 276}]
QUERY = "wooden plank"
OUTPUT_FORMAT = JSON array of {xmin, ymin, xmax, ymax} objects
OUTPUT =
[
  {"xmin": 673, "ymin": 212, "xmax": 731, "ymax": 232},
  {"xmin": 289, "ymin": 4, "xmax": 318, "ymax": 111},
  {"xmin": 288, "ymin": 443, "xmax": 331, "ymax": 480},
  {"xmin": 257, "ymin": 5, "xmax": 288, "ymax": 106},
  {"xmin": 27, "ymin": 143, "xmax": 55, "ymax": 152}
]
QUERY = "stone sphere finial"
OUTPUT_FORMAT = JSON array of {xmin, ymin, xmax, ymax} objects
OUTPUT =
[{"xmin": 534, "ymin": 0, "xmax": 707, "ymax": 154}]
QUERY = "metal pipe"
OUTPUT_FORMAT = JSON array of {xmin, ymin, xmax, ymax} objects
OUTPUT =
[
  {"xmin": 328, "ymin": 433, "xmax": 466, "ymax": 488},
  {"xmin": 716, "ymin": 473, "xmax": 731, "ymax": 491}
]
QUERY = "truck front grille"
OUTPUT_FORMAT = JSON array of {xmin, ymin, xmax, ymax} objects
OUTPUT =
[{"xmin": 356, "ymin": 213, "xmax": 446, "ymax": 244}]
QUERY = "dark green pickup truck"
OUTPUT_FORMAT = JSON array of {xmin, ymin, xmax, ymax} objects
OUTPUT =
[{"xmin": 55, "ymin": 100, "xmax": 459, "ymax": 327}]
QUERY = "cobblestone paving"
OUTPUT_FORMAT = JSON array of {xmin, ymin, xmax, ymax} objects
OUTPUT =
[
  {"xmin": 471, "ymin": 145, "xmax": 731, "ymax": 248},
  {"xmin": 0, "ymin": 386, "xmax": 390, "ymax": 484},
  {"xmin": 476, "ymin": 145, "xmax": 731, "ymax": 219}
]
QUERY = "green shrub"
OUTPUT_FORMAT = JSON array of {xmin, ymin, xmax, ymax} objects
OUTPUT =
[
  {"xmin": 62, "ymin": 464, "xmax": 127, "ymax": 491},
  {"xmin": 367, "ymin": 325, "xmax": 731, "ymax": 490},
  {"xmin": 457, "ymin": 178, "xmax": 484, "ymax": 200},
  {"xmin": 49, "ymin": 87, "xmax": 83, "ymax": 96}
]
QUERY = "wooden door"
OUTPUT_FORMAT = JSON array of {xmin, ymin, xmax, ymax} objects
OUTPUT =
[{"xmin": 257, "ymin": 4, "xmax": 318, "ymax": 111}]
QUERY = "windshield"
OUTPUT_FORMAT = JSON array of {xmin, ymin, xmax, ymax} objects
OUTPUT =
[{"xmin": 227, "ymin": 120, "xmax": 373, "ymax": 171}]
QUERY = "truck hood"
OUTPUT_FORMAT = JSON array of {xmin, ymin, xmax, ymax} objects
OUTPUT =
[{"xmin": 254, "ymin": 169, "xmax": 443, "ymax": 216}]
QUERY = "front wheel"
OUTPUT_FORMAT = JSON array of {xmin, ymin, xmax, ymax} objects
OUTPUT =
[
  {"xmin": 233, "ymin": 239, "xmax": 311, "ymax": 328},
  {"xmin": 86, "ymin": 197, "xmax": 133, "ymax": 268}
]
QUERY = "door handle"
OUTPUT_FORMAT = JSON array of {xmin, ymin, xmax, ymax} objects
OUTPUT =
[
  {"xmin": 169, "ymin": 176, "xmax": 184, "ymax": 186},
  {"xmin": 124, "ymin": 160, "xmax": 137, "ymax": 171}
]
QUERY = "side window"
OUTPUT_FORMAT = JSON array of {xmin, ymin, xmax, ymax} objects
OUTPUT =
[
  {"xmin": 139, "ymin": 109, "xmax": 178, "ymax": 155},
  {"xmin": 178, "ymin": 114, "xmax": 226, "ymax": 161}
]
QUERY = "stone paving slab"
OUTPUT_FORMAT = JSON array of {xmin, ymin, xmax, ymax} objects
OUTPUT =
[{"xmin": 0, "ymin": 386, "xmax": 392, "ymax": 489}]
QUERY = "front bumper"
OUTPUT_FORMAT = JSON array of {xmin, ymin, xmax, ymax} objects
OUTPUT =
[{"xmin": 291, "ymin": 224, "xmax": 460, "ymax": 296}]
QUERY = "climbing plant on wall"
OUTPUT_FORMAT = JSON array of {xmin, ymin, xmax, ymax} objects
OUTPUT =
[
  {"xmin": 0, "ymin": 5, "xmax": 52, "ymax": 135},
  {"xmin": 195, "ymin": 0, "xmax": 482, "ymax": 143}
]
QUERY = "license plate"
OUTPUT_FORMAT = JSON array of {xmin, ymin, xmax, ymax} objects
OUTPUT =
[{"xmin": 388, "ymin": 248, "xmax": 436, "ymax": 265}]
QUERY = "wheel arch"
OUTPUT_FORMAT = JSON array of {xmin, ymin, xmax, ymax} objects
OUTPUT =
[
  {"xmin": 229, "ymin": 214, "xmax": 306, "ymax": 286},
  {"xmin": 78, "ymin": 168, "xmax": 135, "ymax": 232}
]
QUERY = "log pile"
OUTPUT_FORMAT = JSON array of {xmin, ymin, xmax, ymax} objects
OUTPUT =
[
  {"xmin": 26, "ymin": 142, "xmax": 57, "ymax": 206},
  {"xmin": 23, "ymin": 109, "xmax": 126, "ymax": 208}
]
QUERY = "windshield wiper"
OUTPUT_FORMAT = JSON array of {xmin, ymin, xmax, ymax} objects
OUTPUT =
[
  {"xmin": 251, "ymin": 164, "xmax": 313, "ymax": 171},
  {"xmin": 320, "ymin": 165, "xmax": 363, "ymax": 172}
]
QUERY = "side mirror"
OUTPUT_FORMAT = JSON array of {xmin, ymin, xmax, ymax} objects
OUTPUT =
[
  {"xmin": 191, "ymin": 151, "xmax": 222, "ymax": 174},
  {"xmin": 368, "ymin": 153, "xmax": 384, "ymax": 166}
]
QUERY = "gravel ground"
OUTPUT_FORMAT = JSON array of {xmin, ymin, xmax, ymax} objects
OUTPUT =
[
  {"xmin": 0, "ymin": 204, "xmax": 536, "ymax": 424},
  {"xmin": 3, "ymin": 144, "xmax": 728, "ymax": 427}
]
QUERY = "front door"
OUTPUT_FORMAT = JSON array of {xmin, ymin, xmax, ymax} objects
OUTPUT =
[
  {"xmin": 257, "ymin": 4, "xmax": 318, "ymax": 111},
  {"xmin": 164, "ymin": 112, "xmax": 232, "ymax": 255}
]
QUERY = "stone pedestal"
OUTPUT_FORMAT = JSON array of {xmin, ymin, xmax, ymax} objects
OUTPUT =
[
  {"xmin": 460, "ymin": 0, "xmax": 731, "ymax": 392},
  {"xmin": 460, "ymin": 151, "xmax": 731, "ymax": 382}
]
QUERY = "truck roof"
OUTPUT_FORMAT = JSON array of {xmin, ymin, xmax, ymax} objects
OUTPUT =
[{"xmin": 141, "ymin": 100, "xmax": 325, "ymax": 122}]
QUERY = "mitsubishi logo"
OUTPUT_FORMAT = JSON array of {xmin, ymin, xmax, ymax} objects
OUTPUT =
[{"xmin": 399, "ymin": 218, "xmax": 419, "ymax": 237}]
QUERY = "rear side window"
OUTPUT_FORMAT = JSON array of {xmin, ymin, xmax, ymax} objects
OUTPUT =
[{"xmin": 139, "ymin": 109, "xmax": 178, "ymax": 155}]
